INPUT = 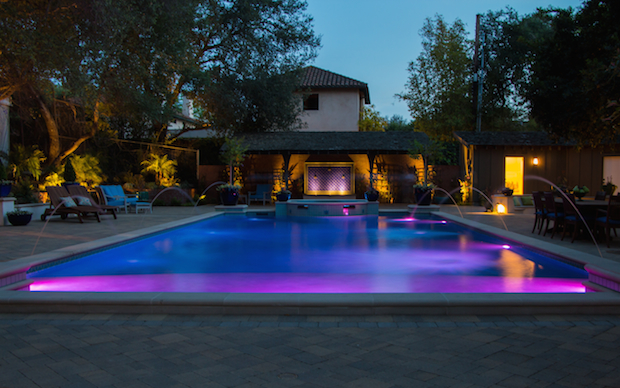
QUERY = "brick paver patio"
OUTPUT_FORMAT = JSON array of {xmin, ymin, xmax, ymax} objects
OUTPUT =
[{"xmin": 1, "ymin": 313, "xmax": 619, "ymax": 388}]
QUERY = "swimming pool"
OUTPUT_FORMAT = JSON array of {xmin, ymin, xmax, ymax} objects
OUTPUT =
[{"xmin": 24, "ymin": 215, "xmax": 588, "ymax": 293}]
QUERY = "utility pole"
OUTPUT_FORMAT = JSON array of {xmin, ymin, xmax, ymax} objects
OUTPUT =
[{"xmin": 473, "ymin": 14, "xmax": 484, "ymax": 132}]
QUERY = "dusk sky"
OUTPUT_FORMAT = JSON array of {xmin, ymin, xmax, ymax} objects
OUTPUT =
[{"xmin": 305, "ymin": 0, "xmax": 585, "ymax": 121}]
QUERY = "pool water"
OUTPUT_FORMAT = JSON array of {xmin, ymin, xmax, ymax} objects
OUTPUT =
[{"xmin": 25, "ymin": 216, "xmax": 588, "ymax": 293}]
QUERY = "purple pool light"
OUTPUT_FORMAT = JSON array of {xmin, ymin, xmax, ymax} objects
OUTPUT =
[{"xmin": 25, "ymin": 216, "xmax": 589, "ymax": 293}]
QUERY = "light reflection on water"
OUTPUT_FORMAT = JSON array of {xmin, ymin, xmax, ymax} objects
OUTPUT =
[{"xmin": 26, "ymin": 216, "xmax": 588, "ymax": 293}]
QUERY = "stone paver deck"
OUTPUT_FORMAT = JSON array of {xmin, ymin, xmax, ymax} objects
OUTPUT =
[
  {"xmin": 1, "ymin": 204, "xmax": 620, "ymax": 387},
  {"xmin": 1, "ymin": 313, "xmax": 619, "ymax": 387}
]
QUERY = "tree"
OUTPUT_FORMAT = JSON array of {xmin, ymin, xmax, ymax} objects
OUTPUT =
[
  {"xmin": 155, "ymin": 0, "xmax": 320, "ymax": 139},
  {"xmin": 359, "ymin": 105, "xmax": 386, "ymax": 132},
  {"xmin": 408, "ymin": 139, "xmax": 448, "ymax": 186},
  {"xmin": 526, "ymin": 1, "xmax": 620, "ymax": 146},
  {"xmin": 478, "ymin": 9, "xmax": 552, "ymax": 130},
  {"xmin": 0, "ymin": 0, "xmax": 87, "ymax": 167},
  {"xmin": 1, "ymin": 0, "xmax": 319, "ymax": 170},
  {"xmin": 141, "ymin": 154, "xmax": 178, "ymax": 187},
  {"xmin": 220, "ymin": 137, "xmax": 248, "ymax": 186},
  {"xmin": 385, "ymin": 115, "xmax": 414, "ymax": 131},
  {"xmin": 398, "ymin": 15, "xmax": 473, "ymax": 140}
]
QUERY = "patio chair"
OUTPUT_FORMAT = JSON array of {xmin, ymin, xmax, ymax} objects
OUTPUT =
[
  {"xmin": 595, "ymin": 191, "xmax": 607, "ymax": 201},
  {"xmin": 132, "ymin": 191, "xmax": 153, "ymax": 214},
  {"xmin": 97, "ymin": 185, "xmax": 138, "ymax": 213},
  {"xmin": 561, "ymin": 193, "xmax": 585, "ymax": 243},
  {"xmin": 248, "ymin": 184, "xmax": 272, "ymax": 205},
  {"xmin": 43, "ymin": 186, "xmax": 103, "ymax": 223},
  {"xmin": 67, "ymin": 185, "xmax": 117, "ymax": 219},
  {"xmin": 531, "ymin": 191, "xmax": 547, "ymax": 234},
  {"xmin": 595, "ymin": 194, "xmax": 620, "ymax": 247},
  {"xmin": 542, "ymin": 191, "xmax": 564, "ymax": 239}
]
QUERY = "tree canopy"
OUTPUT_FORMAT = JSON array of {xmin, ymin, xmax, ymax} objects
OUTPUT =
[
  {"xmin": 1, "ymin": 0, "xmax": 320, "ymax": 169},
  {"xmin": 358, "ymin": 105, "xmax": 386, "ymax": 132},
  {"xmin": 526, "ymin": 1, "xmax": 620, "ymax": 146},
  {"xmin": 398, "ymin": 15, "xmax": 473, "ymax": 141},
  {"xmin": 478, "ymin": 8, "xmax": 552, "ymax": 131}
]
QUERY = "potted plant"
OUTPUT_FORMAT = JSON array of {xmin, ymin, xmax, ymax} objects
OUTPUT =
[
  {"xmin": 276, "ymin": 189, "xmax": 291, "ymax": 202},
  {"xmin": 217, "ymin": 183, "xmax": 241, "ymax": 205},
  {"xmin": 364, "ymin": 187, "xmax": 379, "ymax": 201},
  {"xmin": 602, "ymin": 178, "xmax": 617, "ymax": 196},
  {"xmin": 572, "ymin": 185, "xmax": 589, "ymax": 200},
  {"xmin": 217, "ymin": 136, "xmax": 247, "ymax": 206},
  {"xmin": 501, "ymin": 187, "xmax": 514, "ymax": 196},
  {"xmin": 408, "ymin": 139, "xmax": 447, "ymax": 206},
  {"xmin": 413, "ymin": 183, "xmax": 435, "ymax": 205},
  {"xmin": 62, "ymin": 157, "xmax": 78, "ymax": 187},
  {"xmin": 6, "ymin": 209, "xmax": 32, "ymax": 226},
  {"xmin": 0, "ymin": 160, "xmax": 11, "ymax": 197}
]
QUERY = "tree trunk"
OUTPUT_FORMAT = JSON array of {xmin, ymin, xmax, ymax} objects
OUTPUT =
[{"xmin": 30, "ymin": 86, "xmax": 61, "ymax": 165}]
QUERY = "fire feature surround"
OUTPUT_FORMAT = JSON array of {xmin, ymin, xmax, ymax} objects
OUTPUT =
[{"xmin": 304, "ymin": 162, "xmax": 355, "ymax": 196}]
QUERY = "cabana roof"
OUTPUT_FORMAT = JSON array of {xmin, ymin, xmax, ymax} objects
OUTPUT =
[
  {"xmin": 454, "ymin": 131, "xmax": 574, "ymax": 146},
  {"xmin": 236, "ymin": 131, "xmax": 429, "ymax": 154}
]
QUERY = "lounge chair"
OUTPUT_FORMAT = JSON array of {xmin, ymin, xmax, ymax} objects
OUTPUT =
[
  {"xmin": 97, "ymin": 185, "xmax": 138, "ymax": 213},
  {"xmin": 42, "ymin": 186, "xmax": 104, "ymax": 223},
  {"xmin": 67, "ymin": 185, "xmax": 117, "ymax": 219},
  {"xmin": 248, "ymin": 184, "xmax": 272, "ymax": 205}
]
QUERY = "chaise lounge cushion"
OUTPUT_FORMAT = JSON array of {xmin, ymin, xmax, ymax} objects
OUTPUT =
[{"xmin": 100, "ymin": 185, "xmax": 138, "ymax": 207}]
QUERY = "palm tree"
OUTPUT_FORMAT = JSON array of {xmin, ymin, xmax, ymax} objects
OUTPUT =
[{"xmin": 140, "ymin": 153, "xmax": 178, "ymax": 186}]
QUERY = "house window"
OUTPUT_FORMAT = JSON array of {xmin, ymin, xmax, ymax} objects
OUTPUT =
[{"xmin": 304, "ymin": 94, "xmax": 319, "ymax": 110}]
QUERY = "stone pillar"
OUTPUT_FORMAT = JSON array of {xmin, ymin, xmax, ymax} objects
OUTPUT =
[{"xmin": 0, "ymin": 197, "xmax": 16, "ymax": 226}]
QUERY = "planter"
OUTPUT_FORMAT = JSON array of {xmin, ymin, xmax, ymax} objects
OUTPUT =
[
  {"xmin": 414, "ymin": 188, "xmax": 433, "ymax": 206},
  {"xmin": 0, "ymin": 183, "xmax": 11, "ymax": 197},
  {"xmin": 276, "ymin": 192, "xmax": 291, "ymax": 202},
  {"xmin": 219, "ymin": 188, "xmax": 239, "ymax": 206},
  {"xmin": 16, "ymin": 202, "xmax": 50, "ymax": 220},
  {"xmin": 501, "ymin": 188, "xmax": 514, "ymax": 196},
  {"xmin": 7, "ymin": 213, "xmax": 32, "ymax": 226},
  {"xmin": 364, "ymin": 191, "xmax": 379, "ymax": 202}
]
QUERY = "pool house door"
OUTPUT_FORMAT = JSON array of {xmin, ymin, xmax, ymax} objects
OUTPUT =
[{"xmin": 504, "ymin": 156, "xmax": 523, "ymax": 195}]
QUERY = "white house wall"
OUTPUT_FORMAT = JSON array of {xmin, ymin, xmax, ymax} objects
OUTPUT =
[{"xmin": 299, "ymin": 89, "xmax": 361, "ymax": 132}]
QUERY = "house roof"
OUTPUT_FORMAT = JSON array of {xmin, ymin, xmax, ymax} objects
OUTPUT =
[
  {"xmin": 300, "ymin": 66, "xmax": 370, "ymax": 104},
  {"xmin": 454, "ymin": 131, "xmax": 574, "ymax": 146},
  {"xmin": 236, "ymin": 131, "xmax": 428, "ymax": 154}
]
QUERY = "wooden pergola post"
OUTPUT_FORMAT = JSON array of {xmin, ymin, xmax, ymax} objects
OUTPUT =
[
  {"xmin": 367, "ymin": 152, "xmax": 376, "ymax": 189},
  {"xmin": 282, "ymin": 152, "xmax": 291, "ymax": 191}
]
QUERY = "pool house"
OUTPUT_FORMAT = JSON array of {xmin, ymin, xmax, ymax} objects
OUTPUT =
[{"xmin": 234, "ymin": 131, "xmax": 428, "ymax": 203}]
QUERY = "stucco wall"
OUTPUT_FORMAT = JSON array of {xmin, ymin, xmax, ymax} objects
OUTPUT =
[{"xmin": 299, "ymin": 89, "xmax": 361, "ymax": 131}]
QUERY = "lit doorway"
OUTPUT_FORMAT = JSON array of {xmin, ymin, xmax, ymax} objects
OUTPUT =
[
  {"xmin": 505, "ymin": 156, "xmax": 523, "ymax": 195},
  {"xmin": 603, "ymin": 156, "xmax": 620, "ymax": 194}
]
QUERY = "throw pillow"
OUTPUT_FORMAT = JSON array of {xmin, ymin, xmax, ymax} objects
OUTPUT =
[
  {"xmin": 60, "ymin": 196, "xmax": 77, "ymax": 207},
  {"xmin": 76, "ymin": 196, "xmax": 92, "ymax": 206}
]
